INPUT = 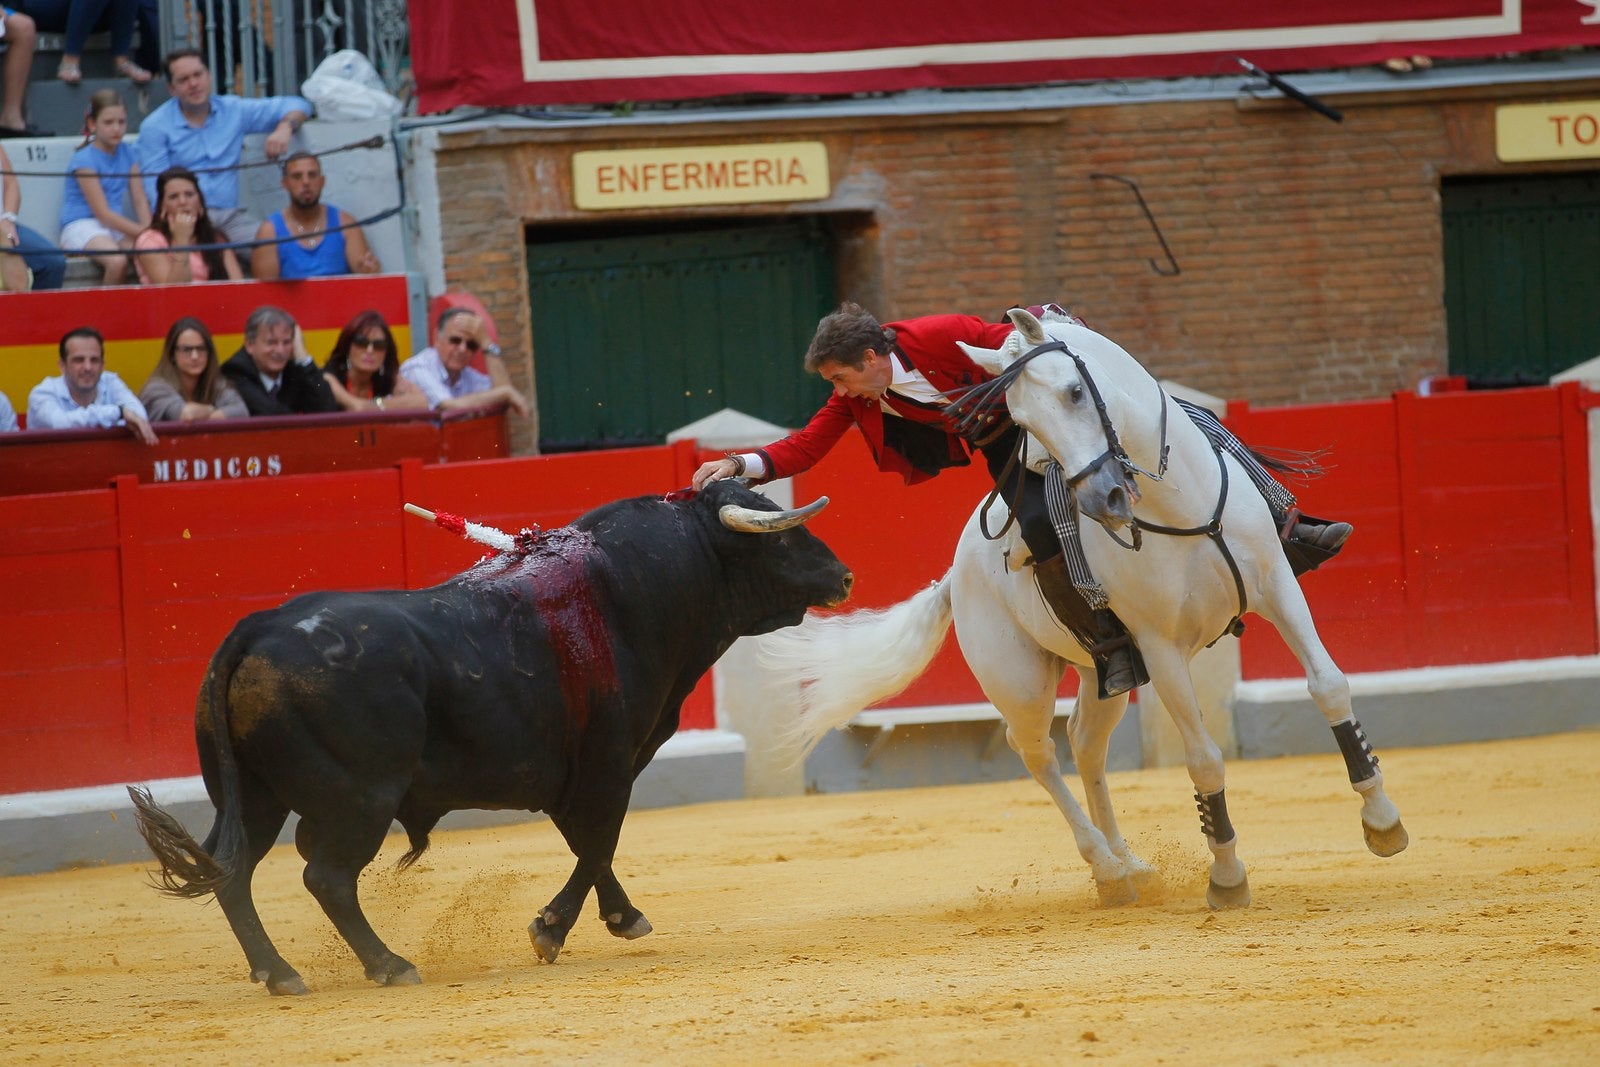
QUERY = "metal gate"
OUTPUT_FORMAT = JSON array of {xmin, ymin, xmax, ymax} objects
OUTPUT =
[
  {"xmin": 1442, "ymin": 173, "xmax": 1600, "ymax": 383},
  {"xmin": 527, "ymin": 220, "xmax": 835, "ymax": 451}
]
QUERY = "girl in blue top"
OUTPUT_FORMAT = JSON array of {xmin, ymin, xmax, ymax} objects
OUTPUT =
[{"xmin": 59, "ymin": 89, "xmax": 151, "ymax": 286}]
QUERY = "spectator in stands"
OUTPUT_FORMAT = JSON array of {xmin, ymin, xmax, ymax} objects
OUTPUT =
[
  {"xmin": 138, "ymin": 48, "xmax": 311, "ymax": 244},
  {"xmin": 0, "ymin": 388, "xmax": 17, "ymax": 431},
  {"xmin": 21, "ymin": 0, "xmax": 152, "ymax": 86},
  {"xmin": 322, "ymin": 309, "xmax": 426, "ymax": 413},
  {"xmin": 0, "ymin": 142, "xmax": 67, "ymax": 288},
  {"xmin": 401, "ymin": 307, "xmax": 530, "ymax": 416},
  {"xmin": 134, "ymin": 166, "xmax": 242, "ymax": 284},
  {"xmin": 221, "ymin": 305, "xmax": 338, "ymax": 416},
  {"xmin": 251, "ymin": 151, "xmax": 380, "ymax": 280},
  {"xmin": 139, "ymin": 316, "xmax": 247, "ymax": 421},
  {"xmin": 27, "ymin": 325, "xmax": 157, "ymax": 443},
  {"xmin": 0, "ymin": 6, "xmax": 49, "ymax": 138},
  {"xmin": 60, "ymin": 89, "xmax": 150, "ymax": 286},
  {"xmin": 400, "ymin": 307, "xmax": 531, "ymax": 415}
]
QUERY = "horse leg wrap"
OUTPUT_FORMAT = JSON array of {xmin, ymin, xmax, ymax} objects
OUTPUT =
[
  {"xmin": 1331, "ymin": 717, "xmax": 1380, "ymax": 785},
  {"xmin": 1194, "ymin": 788, "xmax": 1236, "ymax": 845}
]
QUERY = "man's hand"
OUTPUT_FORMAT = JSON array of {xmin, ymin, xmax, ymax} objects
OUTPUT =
[
  {"xmin": 264, "ymin": 122, "xmax": 294, "ymax": 159},
  {"xmin": 502, "ymin": 386, "xmax": 530, "ymax": 419},
  {"xmin": 691, "ymin": 457, "xmax": 741, "ymax": 490},
  {"xmin": 354, "ymin": 248, "xmax": 381, "ymax": 273},
  {"xmin": 123, "ymin": 407, "xmax": 158, "ymax": 445}
]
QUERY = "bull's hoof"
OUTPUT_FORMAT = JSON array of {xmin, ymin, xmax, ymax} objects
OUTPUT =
[
  {"xmin": 1364, "ymin": 819, "xmax": 1409, "ymax": 858},
  {"xmin": 529, "ymin": 917, "xmax": 564, "ymax": 964},
  {"xmin": 253, "ymin": 966, "xmax": 308, "ymax": 996},
  {"xmin": 1206, "ymin": 873, "xmax": 1252, "ymax": 910},
  {"xmin": 267, "ymin": 974, "xmax": 309, "ymax": 996},
  {"xmin": 605, "ymin": 912, "xmax": 653, "ymax": 940},
  {"xmin": 1096, "ymin": 875, "xmax": 1139, "ymax": 908},
  {"xmin": 380, "ymin": 966, "xmax": 422, "ymax": 986}
]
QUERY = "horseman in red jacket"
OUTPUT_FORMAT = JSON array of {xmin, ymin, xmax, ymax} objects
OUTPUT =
[{"xmin": 693, "ymin": 302, "xmax": 1350, "ymax": 696}]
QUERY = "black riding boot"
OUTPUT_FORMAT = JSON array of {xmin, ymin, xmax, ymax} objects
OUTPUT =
[
  {"xmin": 1276, "ymin": 507, "xmax": 1354, "ymax": 576},
  {"xmin": 1033, "ymin": 554, "xmax": 1149, "ymax": 699}
]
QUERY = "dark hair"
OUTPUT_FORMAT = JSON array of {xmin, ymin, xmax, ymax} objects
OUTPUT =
[
  {"xmin": 59, "ymin": 326, "xmax": 105, "ymax": 361},
  {"xmin": 803, "ymin": 302, "xmax": 895, "ymax": 373},
  {"xmin": 435, "ymin": 306, "xmax": 478, "ymax": 335},
  {"xmin": 151, "ymin": 317, "xmax": 226, "ymax": 404},
  {"xmin": 280, "ymin": 150, "xmax": 320, "ymax": 174},
  {"xmin": 162, "ymin": 48, "xmax": 206, "ymax": 82},
  {"xmin": 149, "ymin": 167, "xmax": 229, "ymax": 281},
  {"xmin": 323, "ymin": 310, "xmax": 400, "ymax": 397}
]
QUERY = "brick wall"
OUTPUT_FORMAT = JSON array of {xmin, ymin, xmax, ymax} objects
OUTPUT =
[{"xmin": 429, "ymin": 83, "xmax": 1600, "ymax": 453}]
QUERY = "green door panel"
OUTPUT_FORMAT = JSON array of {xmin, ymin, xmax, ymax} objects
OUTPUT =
[
  {"xmin": 527, "ymin": 221, "xmax": 835, "ymax": 450},
  {"xmin": 1442, "ymin": 174, "xmax": 1600, "ymax": 383}
]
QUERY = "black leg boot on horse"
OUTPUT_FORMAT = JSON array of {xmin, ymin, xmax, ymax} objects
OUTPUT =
[{"xmin": 1033, "ymin": 553, "xmax": 1148, "ymax": 698}]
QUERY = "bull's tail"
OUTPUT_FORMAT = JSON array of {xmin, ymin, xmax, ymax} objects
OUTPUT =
[
  {"xmin": 126, "ymin": 629, "xmax": 253, "ymax": 899},
  {"xmin": 758, "ymin": 575, "xmax": 954, "ymax": 758}
]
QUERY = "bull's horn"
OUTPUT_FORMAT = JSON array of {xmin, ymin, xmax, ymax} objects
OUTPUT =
[{"xmin": 719, "ymin": 496, "xmax": 830, "ymax": 533}]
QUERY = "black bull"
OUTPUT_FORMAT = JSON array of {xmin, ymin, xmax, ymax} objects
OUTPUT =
[{"xmin": 128, "ymin": 480, "xmax": 852, "ymax": 995}]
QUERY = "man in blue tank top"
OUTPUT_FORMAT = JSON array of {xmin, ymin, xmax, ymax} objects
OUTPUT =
[{"xmin": 250, "ymin": 152, "xmax": 381, "ymax": 280}]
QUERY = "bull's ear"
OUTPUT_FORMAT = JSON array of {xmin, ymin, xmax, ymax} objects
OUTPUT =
[
  {"xmin": 1007, "ymin": 306, "xmax": 1049, "ymax": 345},
  {"xmin": 957, "ymin": 340, "xmax": 1007, "ymax": 376}
]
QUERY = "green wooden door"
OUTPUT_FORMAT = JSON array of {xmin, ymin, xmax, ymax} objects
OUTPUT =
[
  {"xmin": 1442, "ymin": 174, "xmax": 1600, "ymax": 383},
  {"xmin": 527, "ymin": 220, "xmax": 835, "ymax": 450}
]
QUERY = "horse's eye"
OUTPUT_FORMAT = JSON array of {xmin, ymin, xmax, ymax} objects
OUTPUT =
[{"xmin": 1068, "ymin": 383, "xmax": 1085, "ymax": 404}]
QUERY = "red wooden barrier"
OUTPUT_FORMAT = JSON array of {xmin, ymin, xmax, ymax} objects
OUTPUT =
[{"xmin": 1, "ymin": 385, "xmax": 1594, "ymax": 795}]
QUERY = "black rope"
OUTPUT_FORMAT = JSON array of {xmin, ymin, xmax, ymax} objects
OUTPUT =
[
  {"xmin": 0, "ymin": 135, "xmax": 387, "ymax": 180},
  {"xmin": 0, "ymin": 204, "xmax": 402, "ymax": 257}
]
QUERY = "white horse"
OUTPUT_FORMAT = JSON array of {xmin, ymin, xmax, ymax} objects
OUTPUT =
[{"xmin": 761, "ymin": 309, "xmax": 1407, "ymax": 908}]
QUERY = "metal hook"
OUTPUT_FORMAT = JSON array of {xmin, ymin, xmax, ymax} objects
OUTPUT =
[{"xmin": 1089, "ymin": 173, "xmax": 1181, "ymax": 276}]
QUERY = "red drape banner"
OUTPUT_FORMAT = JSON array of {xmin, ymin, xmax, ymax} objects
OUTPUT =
[{"xmin": 411, "ymin": 1, "xmax": 1600, "ymax": 113}]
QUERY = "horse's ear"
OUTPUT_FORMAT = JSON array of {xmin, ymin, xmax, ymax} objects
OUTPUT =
[
  {"xmin": 1007, "ymin": 307, "xmax": 1048, "ymax": 346},
  {"xmin": 957, "ymin": 340, "xmax": 1007, "ymax": 375}
]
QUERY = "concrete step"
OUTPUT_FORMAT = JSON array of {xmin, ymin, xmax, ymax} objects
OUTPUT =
[{"xmin": 23, "ymin": 76, "xmax": 170, "ymax": 137}]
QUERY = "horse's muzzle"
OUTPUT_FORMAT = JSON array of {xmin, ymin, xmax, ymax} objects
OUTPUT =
[{"xmin": 1075, "ymin": 463, "xmax": 1137, "ymax": 530}]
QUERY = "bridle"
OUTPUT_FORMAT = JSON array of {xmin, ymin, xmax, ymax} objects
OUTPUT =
[
  {"xmin": 949, "ymin": 334, "xmax": 1247, "ymax": 639},
  {"xmin": 952, "ymin": 338, "xmax": 1169, "ymax": 490}
]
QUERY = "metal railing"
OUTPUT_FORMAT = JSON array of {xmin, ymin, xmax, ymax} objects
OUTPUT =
[{"xmin": 159, "ymin": 0, "xmax": 412, "ymax": 105}]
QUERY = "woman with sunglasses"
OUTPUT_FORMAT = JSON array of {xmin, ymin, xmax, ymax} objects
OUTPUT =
[
  {"xmin": 322, "ymin": 309, "xmax": 427, "ymax": 413},
  {"xmin": 139, "ymin": 316, "xmax": 248, "ymax": 421}
]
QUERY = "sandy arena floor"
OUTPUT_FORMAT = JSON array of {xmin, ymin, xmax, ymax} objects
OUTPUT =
[{"xmin": 1, "ymin": 731, "xmax": 1597, "ymax": 1065}]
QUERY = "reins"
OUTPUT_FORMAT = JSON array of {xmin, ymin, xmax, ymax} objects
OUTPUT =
[{"xmin": 955, "ymin": 333, "xmax": 1246, "ymax": 639}]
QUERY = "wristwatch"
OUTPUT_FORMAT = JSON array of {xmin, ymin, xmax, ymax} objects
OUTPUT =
[{"xmin": 0, "ymin": 211, "xmax": 18, "ymax": 224}]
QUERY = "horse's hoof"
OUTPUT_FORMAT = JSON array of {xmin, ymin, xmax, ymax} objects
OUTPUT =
[
  {"xmin": 1096, "ymin": 875, "xmax": 1138, "ymax": 907},
  {"xmin": 606, "ymin": 913, "xmax": 653, "ymax": 940},
  {"xmin": 529, "ymin": 918, "xmax": 563, "ymax": 964},
  {"xmin": 1206, "ymin": 874, "xmax": 1251, "ymax": 910},
  {"xmin": 1364, "ymin": 819, "xmax": 1409, "ymax": 857}
]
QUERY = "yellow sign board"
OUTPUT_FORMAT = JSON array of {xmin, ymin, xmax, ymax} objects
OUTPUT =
[
  {"xmin": 573, "ymin": 142, "xmax": 830, "ymax": 210},
  {"xmin": 1496, "ymin": 101, "xmax": 1600, "ymax": 162}
]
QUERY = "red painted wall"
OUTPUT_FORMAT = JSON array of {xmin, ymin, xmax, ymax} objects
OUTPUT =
[{"xmin": 1, "ymin": 385, "xmax": 1595, "ymax": 795}]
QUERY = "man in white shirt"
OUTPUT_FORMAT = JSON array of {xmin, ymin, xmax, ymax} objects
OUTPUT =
[
  {"xmin": 400, "ymin": 307, "xmax": 528, "ymax": 415},
  {"xmin": 27, "ymin": 327, "xmax": 157, "ymax": 444}
]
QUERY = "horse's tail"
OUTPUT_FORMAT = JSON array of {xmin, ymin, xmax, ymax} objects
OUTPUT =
[
  {"xmin": 126, "ymin": 628, "xmax": 253, "ymax": 900},
  {"xmin": 759, "ymin": 574, "xmax": 954, "ymax": 758}
]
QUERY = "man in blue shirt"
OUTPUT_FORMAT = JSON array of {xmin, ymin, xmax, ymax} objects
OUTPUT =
[
  {"xmin": 138, "ymin": 48, "xmax": 311, "ymax": 245},
  {"xmin": 250, "ymin": 152, "xmax": 381, "ymax": 280},
  {"xmin": 27, "ymin": 326, "xmax": 157, "ymax": 444}
]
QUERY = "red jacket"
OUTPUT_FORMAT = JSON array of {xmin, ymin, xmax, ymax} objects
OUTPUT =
[{"xmin": 756, "ymin": 314, "xmax": 1015, "ymax": 485}]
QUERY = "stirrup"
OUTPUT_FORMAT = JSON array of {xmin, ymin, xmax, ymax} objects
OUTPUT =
[
  {"xmin": 1089, "ymin": 611, "xmax": 1149, "ymax": 699},
  {"xmin": 1278, "ymin": 508, "xmax": 1353, "ymax": 576}
]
